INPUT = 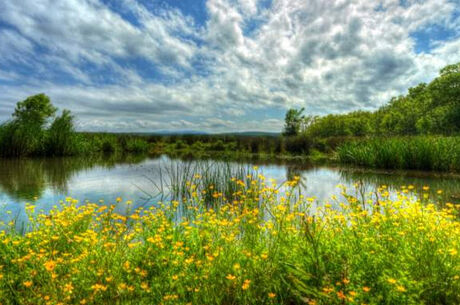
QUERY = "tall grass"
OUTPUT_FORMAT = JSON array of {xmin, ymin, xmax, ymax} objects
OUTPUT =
[
  {"xmin": 0, "ymin": 121, "xmax": 44, "ymax": 157},
  {"xmin": 44, "ymin": 110, "xmax": 80, "ymax": 156},
  {"xmin": 143, "ymin": 160, "xmax": 262, "ymax": 206},
  {"xmin": 0, "ymin": 125, "xmax": 152, "ymax": 157},
  {"xmin": 0, "ymin": 177, "xmax": 458, "ymax": 304},
  {"xmin": 338, "ymin": 136, "xmax": 460, "ymax": 171}
]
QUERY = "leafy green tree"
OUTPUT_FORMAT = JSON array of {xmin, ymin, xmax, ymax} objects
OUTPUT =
[
  {"xmin": 13, "ymin": 93, "xmax": 57, "ymax": 127},
  {"xmin": 0, "ymin": 93, "xmax": 80, "ymax": 157},
  {"xmin": 427, "ymin": 62, "xmax": 460, "ymax": 132},
  {"xmin": 283, "ymin": 108, "xmax": 305, "ymax": 136},
  {"xmin": 302, "ymin": 61, "xmax": 460, "ymax": 137}
]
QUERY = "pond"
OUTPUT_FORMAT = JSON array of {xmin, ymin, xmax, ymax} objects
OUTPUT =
[{"xmin": 1, "ymin": 154, "xmax": 459, "ymax": 227}]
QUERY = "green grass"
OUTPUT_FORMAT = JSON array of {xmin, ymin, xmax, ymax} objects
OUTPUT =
[
  {"xmin": 0, "ymin": 125, "xmax": 153, "ymax": 157},
  {"xmin": 337, "ymin": 136, "xmax": 460, "ymax": 172}
]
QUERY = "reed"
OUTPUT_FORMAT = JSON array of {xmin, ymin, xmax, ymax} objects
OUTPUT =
[{"xmin": 337, "ymin": 136, "xmax": 460, "ymax": 171}]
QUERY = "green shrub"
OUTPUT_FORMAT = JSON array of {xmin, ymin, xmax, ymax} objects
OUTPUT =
[
  {"xmin": 284, "ymin": 135, "xmax": 312, "ymax": 155},
  {"xmin": 124, "ymin": 138, "xmax": 149, "ymax": 153}
]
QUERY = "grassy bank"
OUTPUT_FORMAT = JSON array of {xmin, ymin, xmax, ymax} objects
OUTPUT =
[
  {"xmin": 150, "ymin": 134, "xmax": 318, "ymax": 158},
  {"xmin": 0, "ymin": 176, "xmax": 459, "ymax": 304},
  {"xmin": 337, "ymin": 136, "xmax": 460, "ymax": 172},
  {"xmin": 0, "ymin": 128, "xmax": 153, "ymax": 157}
]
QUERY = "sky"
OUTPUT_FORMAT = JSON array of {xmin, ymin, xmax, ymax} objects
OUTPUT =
[{"xmin": 0, "ymin": 0, "xmax": 459, "ymax": 133}]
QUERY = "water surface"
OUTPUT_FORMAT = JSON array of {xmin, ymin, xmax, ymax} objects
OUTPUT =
[{"xmin": 1, "ymin": 155, "xmax": 459, "ymax": 226}]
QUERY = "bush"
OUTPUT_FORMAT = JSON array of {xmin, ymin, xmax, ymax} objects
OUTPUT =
[
  {"xmin": 284, "ymin": 135, "xmax": 312, "ymax": 155},
  {"xmin": 210, "ymin": 139, "xmax": 226, "ymax": 151},
  {"xmin": 124, "ymin": 138, "xmax": 149, "ymax": 153}
]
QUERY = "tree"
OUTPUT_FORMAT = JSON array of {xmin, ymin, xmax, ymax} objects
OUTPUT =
[
  {"xmin": 283, "ymin": 108, "xmax": 305, "ymax": 136},
  {"xmin": 427, "ymin": 62, "xmax": 460, "ymax": 132},
  {"xmin": 13, "ymin": 93, "xmax": 57, "ymax": 127},
  {"xmin": 0, "ymin": 93, "xmax": 78, "ymax": 157},
  {"xmin": 440, "ymin": 63, "xmax": 460, "ymax": 76}
]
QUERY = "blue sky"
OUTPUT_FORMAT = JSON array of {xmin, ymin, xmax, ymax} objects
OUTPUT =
[{"xmin": 0, "ymin": 0, "xmax": 459, "ymax": 132}]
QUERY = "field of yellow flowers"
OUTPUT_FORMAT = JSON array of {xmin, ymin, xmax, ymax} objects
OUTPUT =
[{"xmin": 0, "ymin": 175, "xmax": 459, "ymax": 305}]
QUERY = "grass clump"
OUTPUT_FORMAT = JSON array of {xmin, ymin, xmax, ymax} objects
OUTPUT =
[
  {"xmin": 0, "ymin": 176, "xmax": 459, "ymax": 304},
  {"xmin": 338, "ymin": 136, "xmax": 460, "ymax": 172}
]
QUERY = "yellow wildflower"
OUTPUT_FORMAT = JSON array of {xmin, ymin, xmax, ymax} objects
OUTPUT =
[
  {"xmin": 387, "ymin": 278, "xmax": 397, "ymax": 284},
  {"xmin": 44, "ymin": 260, "xmax": 56, "ymax": 272},
  {"xmin": 242, "ymin": 279, "xmax": 251, "ymax": 290}
]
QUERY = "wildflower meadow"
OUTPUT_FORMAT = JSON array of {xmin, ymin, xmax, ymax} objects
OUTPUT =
[{"xmin": 0, "ymin": 173, "xmax": 459, "ymax": 304}]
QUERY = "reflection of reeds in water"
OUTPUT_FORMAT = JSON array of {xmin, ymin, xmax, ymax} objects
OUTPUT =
[
  {"xmin": 140, "ymin": 159, "xmax": 310, "ymax": 217},
  {"xmin": 339, "ymin": 168, "xmax": 460, "ymax": 204},
  {"xmin": 143, "ymin": 160, "xmax": 259, "ymax": 206}
]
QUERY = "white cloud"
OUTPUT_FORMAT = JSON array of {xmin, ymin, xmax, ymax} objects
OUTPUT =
[
  {"xmin": 0, "ymin": 0, "xmax": 459, "ymax": 132},
  {"xmin": 0, "ymin": 0, "xmax": 198, "ymax": 69}
]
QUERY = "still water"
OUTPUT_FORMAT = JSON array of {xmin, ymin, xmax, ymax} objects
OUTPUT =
[{"xmin": 1, "ymin": 155, "xmax": 459, "ymax": 226}]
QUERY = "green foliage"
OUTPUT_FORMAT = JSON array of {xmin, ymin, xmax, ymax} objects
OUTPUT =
[
  {"xmin": 338, "ymin": 136, "xmax": 460, "ymax": 171},
  {"xmin": 283, "ymin": 108, "xmax": 305, "ymax": 136},
  {"xmin": 283, "ymin": 135, "xmax": 312, "ymax": 154},
  {"xmin": 13, "ymin": 93, "xmax": 57, "ymax": 127},
  {"xmin": 45, "ymin": 110, "xmax": 80, "ymax": 156},
  {"xmin": 0, "ymin": 121, "xmax": 44, "ymax": 157},
  {"xmin": 307, "ymin": 111, "xmax": 373, "ymax": 138},
  {"xmin": 302, "ymin": 62, "xmax": 460, "ymax": 137},
  {"xmin": 210, "ymin": 139, "xmax": 226, "ymax": 151},
  {"xmin": 127, "ymin": 139, "xmax": 149, "ymax": 153}
]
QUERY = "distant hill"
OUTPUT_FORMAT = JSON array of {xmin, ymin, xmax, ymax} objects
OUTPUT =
[
  {"xmin": 121, "ymin": 131, "xmax": 280, "ymax": 137},
  {"xmin": 147, "ymin": 130, "xmax": 209, "ymax": 135},
  {"xmin": 81, "ymin": 130, "xmax": 280, "ymax": 137},
  {"xmin": 119, "ymin": 130, "xmax": 209, "ymax": 136},
  {"xmin": 216, "ymin": 131, "xmax": 280, "ymax": 137}
]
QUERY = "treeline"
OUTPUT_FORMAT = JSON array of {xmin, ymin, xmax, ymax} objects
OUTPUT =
[
  {"xmin": 149, "ymin": 134, "xmax": 316, "ymax": 157},
  {"xmin": 0, "ymin": 94, "xmax": 151, "ymax": 157},
  {"xmin": 297, "ymin": 62, "xmax": 460, "ymax": 137}
]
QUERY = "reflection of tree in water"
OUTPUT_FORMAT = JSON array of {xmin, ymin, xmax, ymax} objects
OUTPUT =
[
  {"xmin": 0, "ymin": 154, "xmax": 150, "ymax": 202},
  {"xmin": 286, "ymin": 164, "xmax": 308, "ymax": 195},
  {"xmin": 339, "ymin": 169, "xmax": 460, "ymax": 204}
]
